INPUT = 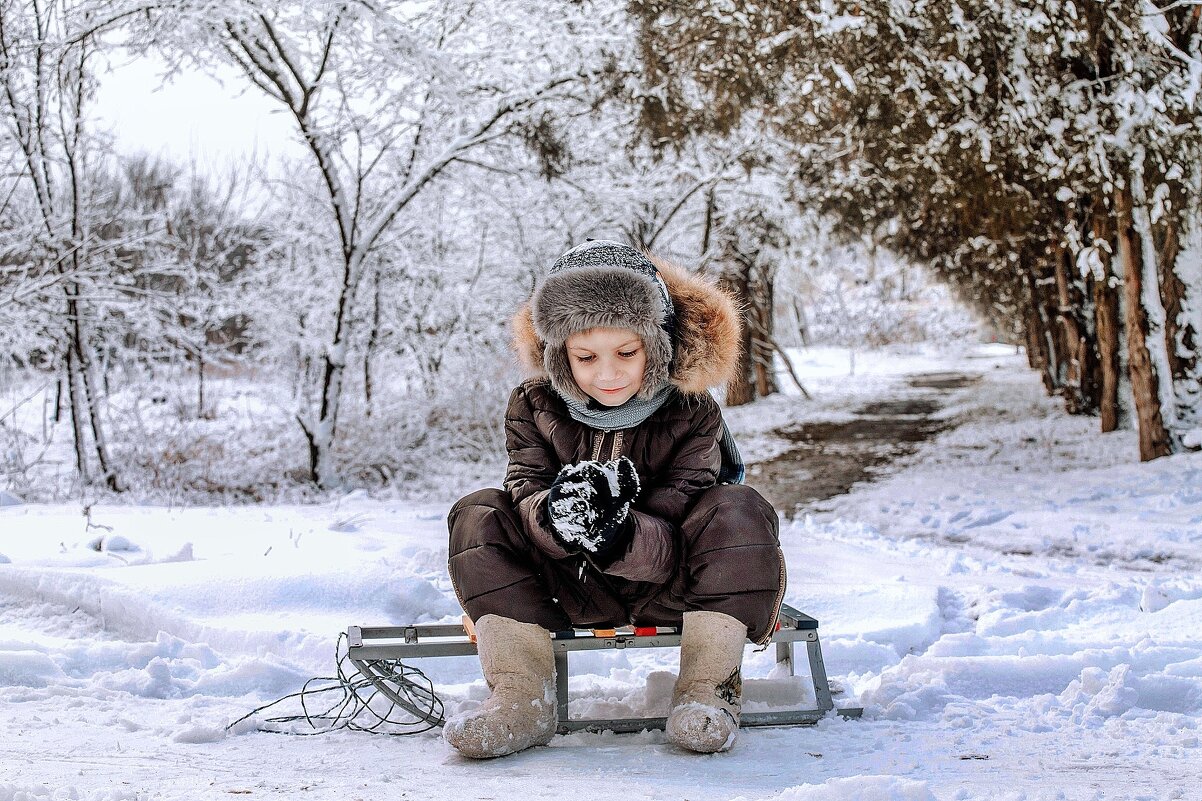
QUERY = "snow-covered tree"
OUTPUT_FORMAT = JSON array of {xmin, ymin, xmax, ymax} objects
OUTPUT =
[
  {"xmin": 0, "ymin": 0, "xmax": 123, "ymax": 488},
  {"xmin": 630, "ymin": 0, "xmax": 1202, "ymax": 460},
  {"xmin": 127, "ymin": 0, "xmax": 620, "ymax": 487}
]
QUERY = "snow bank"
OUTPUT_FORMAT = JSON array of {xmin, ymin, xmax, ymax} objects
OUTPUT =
[{"xmin": 0, "ymin": 786, "xmax": 141, "ymax": 801}]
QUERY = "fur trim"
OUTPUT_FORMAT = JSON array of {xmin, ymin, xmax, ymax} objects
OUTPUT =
[
  {"xmin": 651, "ymin": 257, "xmax": 742, "ymax": 394},
  {"xmin": 511, "ymin": 256, "xmax": 741, "ymax": 396},
  {"xmin": 512, "ymin": 302, "xmax": 543, "ymax": 375}
]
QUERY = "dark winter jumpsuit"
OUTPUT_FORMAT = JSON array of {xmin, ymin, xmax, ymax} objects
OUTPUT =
[{"xmin": 447, "ymin": 379, "xmax": 786, "ymax": 644}]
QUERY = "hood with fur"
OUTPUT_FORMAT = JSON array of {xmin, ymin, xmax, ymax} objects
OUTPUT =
[{"xmin": 512, "ymin": 254, "xmax": 741, "ymax": 397}]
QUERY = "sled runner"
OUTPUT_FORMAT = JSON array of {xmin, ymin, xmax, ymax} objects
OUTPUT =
[{"xmin": 346, "ymin": 603, "xmax": 862, "ymax": 734}]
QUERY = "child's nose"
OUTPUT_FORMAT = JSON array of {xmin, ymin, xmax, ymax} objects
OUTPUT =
[{"xmin": 597, "ymin": 360, "xmax": 622, "ymax": 380}]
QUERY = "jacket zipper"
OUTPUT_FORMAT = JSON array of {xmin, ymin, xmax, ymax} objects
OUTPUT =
[
  {"xmin": 449, "ymin": 564, "xmax": 469, "ymax": 617},
  {"xmin": 590, "ymin": 429, "xmax": 625, "ymax": 461},
  {"xmin": 755, "ymin": 545, "xmax": 788, "ymax": 647}
]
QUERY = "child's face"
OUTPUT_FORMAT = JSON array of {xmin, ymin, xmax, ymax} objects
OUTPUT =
[{"xmin": 565, "ymin": 327, "xmax": 647, "ymax": 406}]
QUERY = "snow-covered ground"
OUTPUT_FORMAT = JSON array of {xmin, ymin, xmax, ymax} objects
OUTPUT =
[{"xmin": 2, "ymin": 344, "xmax": 1200, "ymax": 801}]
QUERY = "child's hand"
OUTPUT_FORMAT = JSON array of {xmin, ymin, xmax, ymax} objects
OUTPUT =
[
  {"xmin": 546, "ymin": 461, "xmax": 606, "ymax": 552},
  {"xmin": 607, "ymin": 456, "xmax": 641, "ymax": 505},
  {"xmin": 546, "ymin": 457, "xmax": 640, "ymax": 559},
  {"xmin": 588, "ymin": 456, "xmax": 640, "ymax": 558}
]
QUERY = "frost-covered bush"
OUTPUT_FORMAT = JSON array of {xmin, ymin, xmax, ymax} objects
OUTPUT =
[
  {"xmin": 2, "ymin": 358, "xmax": 516, "ymax": 503},
  {"xmin": 804, "ymin": 278, "xmax": 980, "ymax": 348},
  {"xmin": 777, "ymin": 231, "xmax": 981, "ymax": 349},
  {"xmin": 329, "ymin": 346, "xmax": 516, "ymax": 499}
]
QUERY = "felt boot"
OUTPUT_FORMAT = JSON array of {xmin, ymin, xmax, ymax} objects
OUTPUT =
[
  {"xmin": 443, "ymin": 614, "xmax": 557, "ymax": 758},
  {"xmin": 665, "ymin": 610, "xmax": 746, "ymax": 753}
]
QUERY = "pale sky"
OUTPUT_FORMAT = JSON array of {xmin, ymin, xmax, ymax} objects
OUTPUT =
[{"xmin": 93, "ymin": 51, "xmax": 303, "ymax": 172}]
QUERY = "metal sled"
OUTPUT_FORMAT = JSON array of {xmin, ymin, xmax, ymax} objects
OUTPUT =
[{"xmin": 346, "ymin": 603, "xmax": 862, "ymax": 735}]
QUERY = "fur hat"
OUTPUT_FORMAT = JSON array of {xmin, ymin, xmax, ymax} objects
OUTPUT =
[
  {"xmin": 529, "ymin": 241, "xmax": 675, "ymax": 404},
  {"xmin": 514, "ymin": 241, "xmax": 742, "ymax": 402}
]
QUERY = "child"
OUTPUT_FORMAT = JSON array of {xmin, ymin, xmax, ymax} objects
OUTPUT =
[{"xmin": 444, "ymin": 240, "xmax": 786, "ymax": 758}]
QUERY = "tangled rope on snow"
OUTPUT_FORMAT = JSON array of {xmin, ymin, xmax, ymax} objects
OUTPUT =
[{"xmin": 226, "ymin": 632, "xmax": 444, "ymax": 736}]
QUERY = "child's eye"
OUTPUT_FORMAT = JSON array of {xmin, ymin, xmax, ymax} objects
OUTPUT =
[
  {"xmin": 619, "ymin": 350, "xmax": 639, "ymax": 358},
  {"xmin": 574, "ymin": 354, "xmax": 595, "ymax": 363}
]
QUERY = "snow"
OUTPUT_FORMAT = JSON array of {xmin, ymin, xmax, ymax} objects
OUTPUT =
[{"xmin": 2, "ymin": 344, "xmax": 1201, "ymax": 799}]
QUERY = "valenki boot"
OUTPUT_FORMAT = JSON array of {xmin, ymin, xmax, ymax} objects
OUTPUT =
[
  {"xmin": 443, "ymin": 614, "xmax": 557, "ymax": 758},
  {"xmin": 665, "ymin": 610, "xmax": 746, "ymax": 753}
]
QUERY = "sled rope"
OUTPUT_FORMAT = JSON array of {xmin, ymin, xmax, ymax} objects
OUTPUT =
[{"xmin": 226, "ymin": 632, "xmax": 444, "ymax": 736}]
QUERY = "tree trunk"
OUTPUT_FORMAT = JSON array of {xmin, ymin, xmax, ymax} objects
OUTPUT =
[
  {"xmin": 53, "ymin": 372, "xmax": 64, "ymax": 424},
  {"xmin": 1053, "ymin": 243, "xmax": 1088, "ymax": 413},
  {"xmin": 700, "ymin": 188, "xmax": 716, "ymax": 256},
  {"xmin": 1078, "ymin": 280, "xmax": 1101, "ymax": 416},
  {"xmin": 64, "ymin": 343, "xmax": 91, "ymax": 483},
  {"xmin": 1116, "ymin": 183, "xmax": 1173, "ymax": 460},
  {"xmin": 1025, "ymin": 269, "xmax": 1058, "ymax": 393},
  {"xmin": 63, "ymin": 41, "xmax": 119, "ymax": 492},
  {"xmin": 310, "ymin": 349, "xmax": 348, "ymax": 489},
  {"xmin": 1094, "ymin": 276, "xmax": 1122, "ymax": 433},
  {"xmin": 64, "ymin": 286, "xmax": 119, "ymax": 490},
  {"xmin": 1090, "ymin": 208, "xmax": 1122, "ymax": 432},
  {"xmin": 364, "ymin": 267, "xmax": 383, "ymax": 419},
  {"xmin": 76, "ymin": 333, "xmax": 118, "ymax": 492},
  {"xmin": 197, "ymin": 349, "xmax": 206, "ymax": 419},
  {"xmin": 1068, "ymin": 205, "xmax": 1103, "ymax": 416},
  {"xmin": 1111, "ymin": 224, "xmax": 1135, "ymax": 432},
  {"xmin": 720, "ymin": 263, "xmax": 754, "ymax": 407},
  {"xmin": 1130, "ymin": 157, "xmax": 1182, "ymax": 448},
  {"xmin": 792, "ymin": 297, "xmax": 811, "ymax": 347},
  {"xmin": 1169, "ymin": 227, "xmax": 1202, "ymax": 436},
  {"xmin": 751, "ymin": 264, "xmax": 779, "ymax": 398},
  {"xmin": 1159, "ymin": 215, "xmax": 1187, "ymax": 378},
  {"xmin": 306, "ymin": 251, "xmax": 362, "ymax": 488},
  {"xmin": 1023, "ymin": 312, "xmax": 1042, "ymax": 370},
  {"xmin": 1161, "ymin": 177, "xmax": 1202, "ymax": 436}
]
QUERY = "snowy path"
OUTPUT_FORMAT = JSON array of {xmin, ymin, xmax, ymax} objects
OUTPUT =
[{"xmin": 1, "ymin": 346, "xmax": 1200, "ymax": 801}]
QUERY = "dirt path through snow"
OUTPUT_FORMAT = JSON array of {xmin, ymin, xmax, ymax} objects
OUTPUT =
[{"xmin": 748, "ymin": 372, "xmax": 982, "ymax": 518}]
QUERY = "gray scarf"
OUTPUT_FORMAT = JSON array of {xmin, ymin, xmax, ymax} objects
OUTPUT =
[
  {"xmin": 556, "ymin": 383, "xmax": 745, "ymax": 485},
  {"xmin": 558, "ymin": 382, "xmax": 676, "ymax": 431}
]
